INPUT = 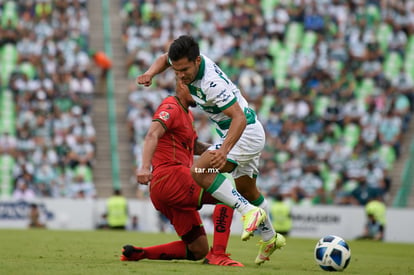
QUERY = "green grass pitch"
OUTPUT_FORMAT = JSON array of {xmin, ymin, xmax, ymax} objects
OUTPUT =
[{"xmin": 1, "ymin": 229, "xmax": 413, "ymax": 275}]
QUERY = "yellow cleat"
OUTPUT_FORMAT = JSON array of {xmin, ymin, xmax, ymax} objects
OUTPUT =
[
  {"xmin": 241, "ymin": 207, "xmax": 266, "ymax": 241},
  {"xmin": 255, "ymin": 233, "xmax": 286, "ymax": 265}
]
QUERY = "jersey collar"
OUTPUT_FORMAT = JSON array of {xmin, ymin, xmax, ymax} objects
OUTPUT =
[
  {"xmin": 194, "ymin": 55, "xmax": 205, "ymax": 81},
  {"xmin": 174, "ymin": 96, "xmax": 188, "ymax": 113}
]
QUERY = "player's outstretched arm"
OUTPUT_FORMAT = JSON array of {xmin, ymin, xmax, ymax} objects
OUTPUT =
[
  {"xmin": 136, "ymin": 53, "xmax": 170, "ymax": 87},
  {"xmin": 209, "ymin": 103, "xmax": 246, "ymax": 170},
  {"xmin": 137, "ymin": 121, "xmax": 166, "ymax": 185}
]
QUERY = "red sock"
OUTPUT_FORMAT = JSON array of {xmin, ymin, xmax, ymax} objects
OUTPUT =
[
  {"xmin": 144, "ymin": 241, "xmax": 187, "ymax": 260},
  {"xmin": 211, "ymin": 204, "xmax": 234, "ymax": 254}
]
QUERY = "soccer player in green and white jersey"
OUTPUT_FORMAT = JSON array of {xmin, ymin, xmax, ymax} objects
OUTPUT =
[{"xmin": 137, "ymin": 35, "xmax": 286, "ymax": 265}]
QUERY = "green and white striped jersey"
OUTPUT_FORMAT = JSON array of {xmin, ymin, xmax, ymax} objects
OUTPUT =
[{"xmin": 188, "ymin": 55, "xmax": 256, "ymax": 137}]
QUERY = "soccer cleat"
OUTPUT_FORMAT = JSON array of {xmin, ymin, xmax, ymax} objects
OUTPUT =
[
  {"xmin": 255, "ymin": 233, "xmax": 286, "ymax": 265},
  {"xmin": 241, "ymin": 207, "xmax": 266, "ymax": 241},
  {"xmin": 120, "ymin": 245, "xmax": 146, "ymax": 261},
  {"xmin": 203, "ymin": 248, "xmax": 244, "ymax": 267}
]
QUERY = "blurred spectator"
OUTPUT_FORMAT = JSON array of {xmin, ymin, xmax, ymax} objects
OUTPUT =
[
  {"xmin": 3, "ymin": 0, "xmax": 97, "ymax": 199},
  {"xmin": 357, "ymin": 198, "xmax": 386, "ymax": 241},
  {"xmin": 126, "ymin": 215, "xmax": 140, "ymax": 231},
  {"xmin": 270, "ymin": 194, "xmax": 292, "ymax": 236},
  {"xmin": 96, "ymin": 213, "xmax": 109, "ymax": 229},
  {"xmin": 90, "ymin": 50, "xmax": 112, "ymax": 79},
  {"xmin": 378, "ymin": 109, "xmax": 402, "ymax": 157},
  {"xmin": 0, "ymin": 132, "xmax": 17, "ymax": 156},
  {"xmin": 116, "ymin": 0, "xmax": 414, "ymax": 206},
  {"xmin": 13, "ymin": 179, "xmax": 36, "ymax": 201},
  {"xmin": 67, "ymin": 173, "xmax": 95, "ymax": 199},
  {"xmin": 67, "ymin": 135, "xmax": 95, "ymax": 169},
  {"xmin": 28, "ymin": 203, "xmax": 46, "ymax": 229},
  {"xmin": 106, "ymin": 189, "xmax": 128, "ymax": 230},
  {"xmin": 348, "ymin": 179, "xmax": 381, "ymax": 206}
]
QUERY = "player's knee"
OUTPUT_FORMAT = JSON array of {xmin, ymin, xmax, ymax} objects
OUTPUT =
[
  {"xmin": 185, "ymin": 229, "xmax": 209, "ymax": 260},
  {"xmin": 199, "ymin": 246, "xmax": 209, "ymax": 259},
  {"xmin": 188, "ymin": 245, "xmax": 209, "ymax": 260},
  {"xmin": 190, "ymin": 165, "xmax": 203, "ymax": 183}
]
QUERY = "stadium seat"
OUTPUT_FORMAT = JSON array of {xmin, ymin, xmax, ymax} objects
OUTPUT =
[
  {"xmin": 383, "ymin": 52, "xmax": 402, "ymax": 80},
  {"xmin": 405, "ymin": 34, "xmax": 414, "ymax": 54},
  {"xmin": 261, "ymin": 0, "xmax": 280, "ymax": 19},
  {"xmin": 258, "ymin": 94, "xmax": 276, "ymax": 120},
  {"xmin": 0, "ymin": 62, "xmax": 16, "ymax": 86},
  {"xmin": 74, "ymin": 164, "xmax": 94, "ymax": 183},
  {"xmin": 377, "ymin": 144, "xmax": 396, "ymax": 170},
  {"xmin": 342, "ymin": 179, "xmax": 358, "ymax": 194},
  {"xmin": 321, "ymin": 168, "xmax": 341, "ymax": 195},
  {"xmin": 19, "ymin": 61, "xmax": 37, "ymax": 80},
  {"xmin": 272, "ymin": 47, "xmax": 289, "ymax": 88},
  {"xmin": 1, "ymin": 1, "xmax": 18, "ymax": 28},
  {"xmin": 301, "ymin": 31, "xmax": 317, "ymax": 55},
  {"xmin": 342, "ymin": 123, "xmax": 361, "ymax": 149},
  {"xmin": 366, "ymin": 4, "xmax": 381, "ymax": 26},
  {"xmin": 376, "ymin": 23, "xmax": 392, "ymax": 52},
  {"xmin": 284, "ymin": 22, "xmax": 304, "ymax": 54},
  {"xmin": 0, "ymin": 43, "xmax": 18, "ymax": 65},
  {"xmin": 289, "ymin": 77, "xmax": 301, "ymax": 92},
  {"xmin": 314, "ymin": 95, "xmax": 330, "ymax": 117},
  {"xmin": 355, "ymin": 78, "xmax": 375, "ymax": 107},
  {"xmin": 403, "ymin": 51, "xmax": 414, "ymax": 79},
  {"xmin": 0, "ymin": 154, "xmax": 15, "ymax": 198},
  {"xmin": 0, "ymin": 90, "xmax": 16, "ymax": 135},
  {"xmin": 330, "ymin": 60, "xmax": 345, "ymax": 80},
  {"xmin": 275, "ymin": 151, "xmax": 290, "ymax": 165},
  {"xmin": 268, "ymin": 38, "xmax": 282, "ymax": 58}
]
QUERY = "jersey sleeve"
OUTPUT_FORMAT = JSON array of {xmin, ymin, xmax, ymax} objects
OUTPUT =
[
  {"xmin": 152, "ymin": 102, "xmax": 180, "ymax": 130},
  {"xmin": 206, "ymin": 80, "xmax": 237, "ymax": 111}
]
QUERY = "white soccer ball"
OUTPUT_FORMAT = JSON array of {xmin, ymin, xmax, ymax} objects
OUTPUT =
[{"xmin": 314, "ymin": 235, "xmax": 351, "ymax": 271}]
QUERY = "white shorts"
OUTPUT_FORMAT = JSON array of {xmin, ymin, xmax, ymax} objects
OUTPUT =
[{"xmin": 209, "ymin": 120, "xmax": 266, "ymax": 179}]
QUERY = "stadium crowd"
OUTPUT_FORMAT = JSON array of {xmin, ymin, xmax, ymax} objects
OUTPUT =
[
  {"xmin": 3, "ymin": 0, "xmax": 413, "ymax": 206},
  {"xmin": 121, "ymin": 0, "xmax": 414, "ymax": 206},
  {"xmin": 0, "ymin": 0, "xmax": 97, "ymax": 200}
]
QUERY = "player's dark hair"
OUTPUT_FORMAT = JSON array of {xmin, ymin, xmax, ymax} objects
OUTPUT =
[{"xmin": 168, "ymin": 35, "xmax": 199, "ymax": 62}]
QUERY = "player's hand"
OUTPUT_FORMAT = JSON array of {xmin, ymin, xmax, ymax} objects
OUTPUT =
[
  {"xmin": 137, "ymin": 167, "xmax": 152, "ymax": 185},
  {"xmin": 209, "ymin": 149, "xmax": 227, "ymax": 170},
  {"xmin": 136, "ymin": 74, "xmax": 153, "ymax": 87}
]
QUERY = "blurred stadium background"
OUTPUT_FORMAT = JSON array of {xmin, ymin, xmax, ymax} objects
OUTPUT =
[{"xmin": 1, "ymin": 0, "xmax": 414, "ymax": 242}]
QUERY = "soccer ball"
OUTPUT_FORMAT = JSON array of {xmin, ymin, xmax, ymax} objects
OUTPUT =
[{"xmin": 314, "ymin": 235, "xmax": 351, "ymax": 271}]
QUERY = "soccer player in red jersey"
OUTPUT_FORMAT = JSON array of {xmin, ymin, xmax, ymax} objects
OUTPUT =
[{"xmin": 121, "ymin": 81, "xmax": 244, "ymax": 266}]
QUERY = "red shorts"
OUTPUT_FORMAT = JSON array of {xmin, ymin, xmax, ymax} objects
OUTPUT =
[{"xmin": 150, "ymin": 165, "xmax": 216, "ymax": 242}]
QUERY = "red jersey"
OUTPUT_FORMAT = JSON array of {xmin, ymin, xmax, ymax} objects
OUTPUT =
[{"xmin": 151, "ymin": 96, "xmax": 197, "ymax": 171}]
